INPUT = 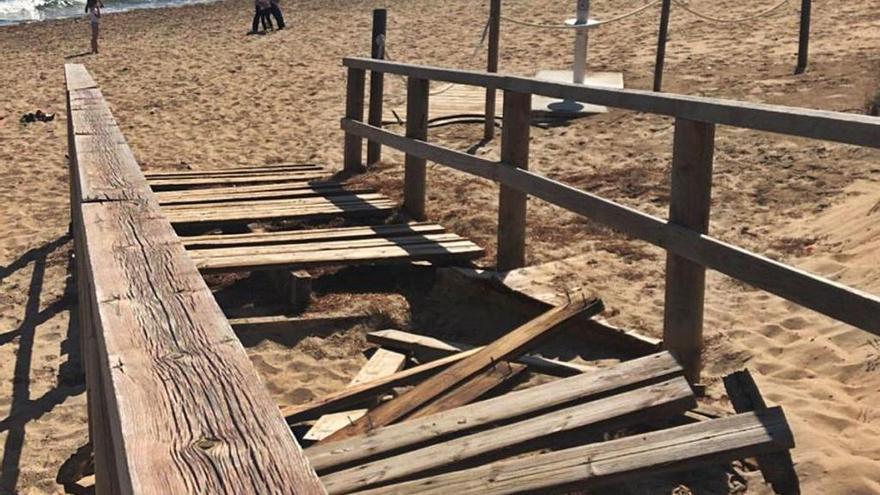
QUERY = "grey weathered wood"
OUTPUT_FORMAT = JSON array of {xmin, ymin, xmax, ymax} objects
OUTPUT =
[
  {"xmin": 269, "ymin": 269, "xmax": 313, "ymax": 312},
  {"xmin": 305, "ymin": 352, "xmax": 683, "ymax": 473},
  {"xmin": 340, "ymin": 119, "xmax": 880, "ymax": 334},
  {"xmin": 367, "ymin": 8, "xmax": 387, "ymax": 166},
  {"xmin": 663, "ymin": 118, "xmax": 715, "ymax": 384},
  {"xmin": 180, "ymin": 223, "xmax": 446, "ymax": 248},
  {"xmin": 146, "ymin": 171, "xmax": 326, "ymax": 188},
  {"xmin": 403, "ymin": 77, "xmax": 429, "ymax": 220},
  {"xmin": 351, "ymin": 408, "xmax": 794, "ymax": 495},
  {"xmin": 320, "ymin": 377, "xmax": 695, "ymax": 494},
  {"xmin": 323, "ymin": 299, "xmax": 603, "ymax": 442},
  {"xmin": 653, "ymin": 0, "xmax": 672, "ymax": 91},
  {"xmin": 407, "ymin": 361, "xmax": 526, "ymax": 420},
  {"xmin": 342, "ymin": 57, "xmax": 880, "ymax": 149},
  {"xmin": 344, "ymin": 67, "xmax": 367, "ymax": 173},
  {"xmin": 366, "ymin": 329, "xmax": 593, "ymax": 377},
  {"xmin": 723, "ymin": 370, "xmax": 800, "ymax": 494},
  {"xmin": 483, "ymin": 0, "xmax": 501, "ymax": 139},
  {"xmin": 66, "ymin": 64, "xmax": 327, "ymax": 495},
  {"xmin": 497, "ymin": 90, "xmax": 531, "ymax": 271}
]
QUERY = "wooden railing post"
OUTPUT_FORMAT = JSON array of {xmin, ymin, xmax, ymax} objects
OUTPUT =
[
  {"xmin": 497, "ymin": 90, "xmax": 531, "ymax": 271},
  {"xmin": 403, "ymin": 77, "xmax": 429, "ymax": 220},
  {"xmin": 794, "ymin": 0, "xmax": 812, "ymax": 74},
  {"xmin": 484, "ymin": 0, "xmax": 501, "ymax": 139},
  {"xmin": 653, "ymin": 0, "xmax": 672, "ymax": 92},
  {"xmin": 367, "ymin": 8, "xmax": 387, "ymax": 166},
  {"xmin": 344, "ymin": 67, "xmax": 366, "ymax": 173},
  {"xmin": 663, "ymin": 118, "xmax": 715, "ymax": 385}
]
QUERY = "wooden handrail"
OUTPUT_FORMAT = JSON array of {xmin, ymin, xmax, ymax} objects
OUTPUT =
[
  {"xmin": 66, "ymin": 64, "xmax": 326, "ymax": 494},
  {"xmin": 343, "ymin": 57, "xmax": 880, "ymax": 148}
]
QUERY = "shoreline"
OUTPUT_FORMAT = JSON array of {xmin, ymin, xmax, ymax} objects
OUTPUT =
[{"xmin": 0, "ymin": 0, "xmax": 222, "ymax": 27}]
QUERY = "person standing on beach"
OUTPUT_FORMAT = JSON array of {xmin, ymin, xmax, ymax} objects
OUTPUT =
[
  {"xmin": 85, "ymin": 0, "xmax": 103, "ymax": 54},
  {"xmin": 251, "ymin": 0, "xmax": 273, "ymax": 34},
  {"xmin": 268, "ymin": 0, "xmax": 285, "ymax": 30}
]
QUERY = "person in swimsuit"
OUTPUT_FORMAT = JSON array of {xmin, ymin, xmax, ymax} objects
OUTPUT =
[{"xmin": 85, "ymin": 0, "xmax": 103, "ymax": 54}]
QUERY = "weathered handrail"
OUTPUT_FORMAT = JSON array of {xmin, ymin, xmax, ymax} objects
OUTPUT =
[
  {"xmin": 65, "ymin": 64, "xmax": 326, "ymax": 494},
  {"xmin": 341, "ymin": 57, "xmax": 880, "ymax": 383}
]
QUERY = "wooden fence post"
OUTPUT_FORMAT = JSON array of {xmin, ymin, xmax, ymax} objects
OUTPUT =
[
  {"xmin": 653, "ymin": 0, "xmax": 672, "ymax": 92},
  {"xmin": 344, "ymin": 67, "xmax": 366, "ymax": 174},
  {"xmin": 367, "ymin": 8, "xmax": 387, "ymax": 166},
  {"xmin": 794, "ymin": 0, "xmax": 811, "ymax": 74},
  {"xmin": 497, "ymin": 90, "xmax": 531, "ymax": 271},
  {"xmin": 484, "ymin": 0, "xmax": 502, "ymax": 139},
  {"xmin": 663, "ymin": 118, "xmax": 715, "ymax": 385},
  {"xmin": 403, "ymin": 77, "xmax": 429, "ymax": 220}
]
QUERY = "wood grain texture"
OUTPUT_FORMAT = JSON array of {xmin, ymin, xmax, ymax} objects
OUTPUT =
[
  {"xmin": 403, "ymin": 77, "xmax": 429, "ymax": 220},
  {"xmin": 320, "ymin": 377, "xmax": 695, "ymax": 494},
  {"xmin": 496, "ymin": 90, "xmax": 531, "ymax": 271},
  {"xmin": 351, "ymin": 408, "xmax": 794, "ymax": 495},
  {"xmin": 407, "ymin": 361, "xmax": 525, "ymax": 420},
  {"xmin": 305, "ymin": 352, "xmax": 683, "ymax": 473},
  {"xmin": 323, "ymin": 298, "xmax": 604, "ymax": 442},
  {"xmin": 181, "ymin": 223, "xmax": 446, "ymax": 248}
]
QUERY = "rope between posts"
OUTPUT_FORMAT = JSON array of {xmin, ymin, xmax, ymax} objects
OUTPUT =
[
  {"xmin": 500, "ymin": 0, "xmax": 662, "ymax": 30},
  {"xmin": 672, "ymin": 0, "xmax": 790, "ymax": 24}
]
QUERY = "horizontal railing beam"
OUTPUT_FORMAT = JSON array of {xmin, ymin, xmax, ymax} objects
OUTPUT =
[
  {"xmin": 343, "ymin": 57, "xmax": 880, "ymax": 149},
  {"xmin": 342, "ymin": 118, "xmax": 880, "ymax": 334}
]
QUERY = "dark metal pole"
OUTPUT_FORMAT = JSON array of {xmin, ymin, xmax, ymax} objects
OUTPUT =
[
  {"xmin": 484, "ymin": 0, "xmax": 501, "ymax": 139},
  {"xmin": 794, "ymin": 0, "xmax": 811, "ymax": 74},
  {"xmin": 653, "ymin": 0, "xmax": 672, "ymax": 92},
  {"xmin": 367, "ymin": 8, "xmax": 387, "ymax": 166}
]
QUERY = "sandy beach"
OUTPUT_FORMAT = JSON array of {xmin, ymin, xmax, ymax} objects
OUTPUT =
[{"xmin": 1, "ymin": 0, "xmax": 879, "ymax": 492}]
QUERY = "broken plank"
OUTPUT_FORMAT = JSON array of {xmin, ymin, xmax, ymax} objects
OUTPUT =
[
  {"xmin": 407, "ymin": 361, "xmax": 526, "ymax": 420},
  {"xmin": 148, "ymin": 172, "xmax": 328, "ymax": 189},
  {"xmin": 367, "ymin": 329, "xmax": 592, "ymax": 377},
  {"xmin": 322, "ymin": 298, "xmax": 605, "ymax": 443},
  {"xmin": 157, "ymin": 186, "xmax": 373, "ymax": 206},
  {"xmin": 305, "ymin": 350, "xmax": 408, "ymax": 442},
  {"xmin": 320, "ymin": 377, "xmax": 695, "ymax": 494},
  {"xmin": 724, "ymin": 370, "xmax": 800, "ymax": 495},
  {"xmin": 305, "ymin": 352, "xmax": 683, "ymax": 473},
  {"xmin": 166, "ymin": 202, "xmax": 396, "ymax": 225},
  {"xmin": 181, "ymin": 223, "xmax": 446, "ymax": 249},
  {"xmin": 351, "ymin": 408, "xmax": 794, "ymax": 495}
]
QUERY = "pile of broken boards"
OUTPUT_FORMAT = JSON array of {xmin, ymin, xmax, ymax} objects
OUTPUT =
[{"xmin": 284, "ymin": 298, "xmax": 799, "ymax": 495}]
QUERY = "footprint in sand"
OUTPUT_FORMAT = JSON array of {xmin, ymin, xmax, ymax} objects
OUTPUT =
[{"xmin": 780, "ymin": 316, "xmax": 809, "ymax": 331}]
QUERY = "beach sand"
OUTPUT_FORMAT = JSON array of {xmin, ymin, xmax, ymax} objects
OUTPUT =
[{"xmin": 0, "ymin": 0, "xmax": 878, "ymax": 492}]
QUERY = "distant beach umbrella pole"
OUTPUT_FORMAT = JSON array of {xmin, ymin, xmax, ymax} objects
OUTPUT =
[
  {"xmin": 653, "ymin": 0, "xmax": 672, "ymax": 92},
  {"xmin": 794, "ymin": 0, "xmax": 811, "ymax": 74},
  {"xmin": 367, "ymin": 8, "xmax": 387, "ymax": 167},
  {"xmin": 572, "ymin": 0, "xmax": 591, "ymax": 84}
]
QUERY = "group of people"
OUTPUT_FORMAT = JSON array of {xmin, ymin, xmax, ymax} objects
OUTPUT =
[{"xmin": 250, "ymin": 0, "xmax": 285, "ymax": 34}]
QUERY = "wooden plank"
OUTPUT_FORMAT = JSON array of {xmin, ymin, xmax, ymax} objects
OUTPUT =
[
  {"xmin": 144, "ymin": 164, "xmax": 323, "ymax": 178},
  {"xmin": 147, "ymin": 171, "xmax": 327, "ymax": 187},
  {"xmin": 366, "ymin": 329, "xmax": 592, "ymax": 377},
  {"xmin": 195, "ymin": 242, "xmax": 484, "ymax": 273},
  {"xmin": 162, "ymin": 193, "xmax": 391, "ymax": 212},
  {"xmin": 407, "ymin": 361, "xmax": 526, "ymax": 420},
  {"xmin": 344, "ymin": 67, "xmax": 366, "ymax": 173},
  {"xmin": 283, "ymin": 348, "xmax": 483, "ymax": 423},
  {"xmin": 319, "ymin": 377, "xmax": 695, "ymax": 494},
  {"xmin": 155, "ymin": 181, "xmax": 346, "ymax": 202},
  {"xmin": 343, "ymin": 57, "xmax": 880, "ymax": 149},
  {"xmin": 663, "ymin": 118, "xmax": 715, "ymax": 383},
  {"xmin": 65, "ymin": 64, "xmax": 98, "ymax": 90},
  {"xmin": 723, "ymin": 370, "xmax": 800, "ymax": 494},
  {"xmin": 181, "ymin": 223, "xmax": 446, "ymax": 248},
  {"xmin": 341, "ymin": 119, "xmax": 880, "ymax": 334},
  {"xmin": 305, "ymin": 351, "xmax": 683, "ymax": 472},
  {"xmin": 157, "ymin": 186, "xmax": 370, "ymax": 206},
  {"xmin": 496, "ymin": 90, "xmax": 530, "ymax": 271},
  {"xmin": 403, "ymin": 77, "xmax": 429, "ymax": 220},
  {"xmin": 305, "ymin": 349, "xmax": 407, "ymax": 442},
  {"xmin": 166, "ymin": 200, "xmax": 396, "ymax": 225},
  {"xmin": 322, "ymin": 298, "xmax": 604, "ymax": 442},
  {"xmin": 352, "ymin": 408, "xmax": 794, "ymax": 495}
]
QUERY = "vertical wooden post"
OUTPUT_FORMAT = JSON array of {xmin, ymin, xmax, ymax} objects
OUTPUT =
[
  {"xmin": 484, "ymin": 0, "xmax": 501, "ymax": 139},
  {"xmin": 403, "ymin": 77, "xmax": 429, "ymax": 221},
  {"xmin": 344, "ymin": 67, "xmax": 366, "ymax": 174},
  {"xmin": 662, "ymin": 118, "xmax": 715, "ymax": 385},
  {"xmin": 367, "ymin": 8, "xmax": 387, "ymax": 166},
  {"xmin": 497, "ymin": 90, "xmax": 531, "ymax": 272},
  {"xmin": 794, "ymin": 0, "xmax": 811, "ymax": 75},
  {"xmin": 653, "ymin": 0, "xmax": 672, "ymax": 92}
]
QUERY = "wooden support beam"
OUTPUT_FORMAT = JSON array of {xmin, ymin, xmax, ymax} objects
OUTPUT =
[
  {"xmin": 305, "ymin": 351, "xmax": 683, "ymax": 473},
  {"xmin": 795, "ymin": 0, "xmax": 811, "ymax": 74},
  {"xmin": 403, "ymin": 77, "xmax": 429, "ymax": 220},
  {"xmin": 319, "ymin": 377, "xmax": 695, "ymax": 494},
  {"xmin": 322, "ymin": 298, "xmax": 604, "ymax": 443},
  {"xmin": 484, "ymin": 0, "xmax": 502, "ymax": 139},
  {"xmin": 407, "ymin": 361, "xmax": 526, "ymax": 420},
  {"xmin": 366, "ymin": 329, "xmax": 593, "ymax": 377},
  {"xmin": 351, "ymin": 408, "xmax": 794, "ymax": 495},
  {"xmin": 496, "ymin": 90, "xmax": 531, "ymax": 271},
  {"xmin": 344, "ymin": 67, "xmax": 366, "ymax": 174},
  {"xmin": 305, "ymin": 349, "xmax": 407, "ymax": 442},
  {"xmin": 663, "ymin": 118, "xmax": 715, "ymax": 384},
  {"xmin": 724, "ymin": 370, "xmax": 800, "ymax": 494},
  {"xmin": 268, "ymin": 269, "xmax": 313, "ymax": 313},
  {"xmin": 653, "ymin": 0, "xmax": 672, "ymax": 92},
  {"xmin": 367, "ymin": 8, "xmax": 387, "ymax": 166}
]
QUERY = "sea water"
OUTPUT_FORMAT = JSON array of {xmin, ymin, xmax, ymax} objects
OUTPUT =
[{"xmin": 0, "ymin": 0, "xmax": 218, "ymax": 25}]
